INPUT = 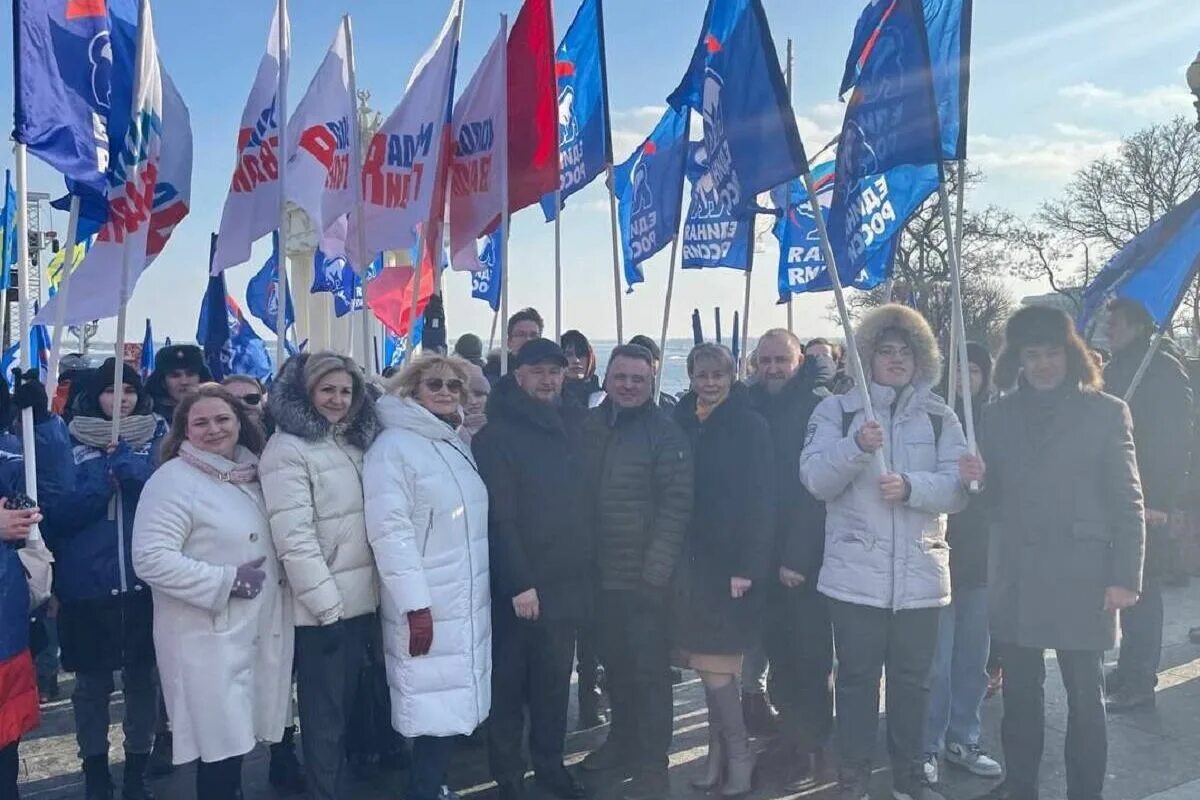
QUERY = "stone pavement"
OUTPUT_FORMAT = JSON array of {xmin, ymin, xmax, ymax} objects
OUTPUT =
[{"xmin": 18, "ymin": 577, "xmax": 1200, "ymax": 800}]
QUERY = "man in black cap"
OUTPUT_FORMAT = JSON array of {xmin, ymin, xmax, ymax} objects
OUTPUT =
[
  {"xmin": 472, "ymin": 338, "xmax": 591, "ymax": 800},
  {"xmin": 143, "ymin": 345, "xmax": 212, "ymax": 423}
]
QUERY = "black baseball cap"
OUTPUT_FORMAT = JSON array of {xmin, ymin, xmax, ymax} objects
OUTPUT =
[{"xmin": 514, "ymin": 338, "xmax": 568, "ymax": 369}]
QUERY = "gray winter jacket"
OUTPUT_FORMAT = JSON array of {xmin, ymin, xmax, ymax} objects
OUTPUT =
[{"xmin": 800, "ymin": 381, "xmax": 968, "ymax": 611}]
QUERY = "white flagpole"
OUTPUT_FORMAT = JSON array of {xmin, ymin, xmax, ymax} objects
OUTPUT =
[
  {"xmin": 13, "ymin": 145, "xmax": 41, "ymax": 541},
  {"xmin": 947, "ymin": 161, "xmax": 966, "ymax": 403},
  {"xmin": 656, "ymin": 233, "xmax": 680, "ymax": 406},
  {"xmin": 605, "ymin": 164, "xmax": 625, "ymax": 343},
  {"xmin": 488, "ymin": 308, "xmax": 499, "ymax": 354},
  {"xmin": 802, "ymin": 168, "xmax": 887, "ymax": 474},
  {"xmin": 937, "ymin": 181, "xmax": 978, "ymax": 479},
  {"xmin": 554, "ymin": 190, "xmax": 563, "ymax": 340},
  {"xmin": 740, "ymin": 244, "xmax": 754, "ymax": 378},
  {"xmin": 343, "ymin": 14, "xmax": 373, "ymax": 373},
  {"xmin": 785, "ymin": 38, "xmax": 795, "ymax": 334},
  {"xmin": 48, "ymin": 195, "xmax": 81, "ymax": 388},
  {"xmin": 499, "ymin": 14, "xmax": 511, "ymax": 377},
  {"xmin": 275, "ymin": 0, "xmax": 291, "ymax": 374}
]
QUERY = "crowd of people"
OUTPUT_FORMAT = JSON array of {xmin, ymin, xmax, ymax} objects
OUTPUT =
[{"xmin": 0, "ymin": 295, "xmax": 1196, "ymax": 800}]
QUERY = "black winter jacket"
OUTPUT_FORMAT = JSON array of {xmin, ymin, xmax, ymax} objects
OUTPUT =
[
  {"xmin": 472, "ymin": 376, "xmax": 592, "ymax": 622},
  {"xmin": 747, "ymin": 355, "xmax": 834, "ymax": 581},
  {"xmin": 582, "ymin": 398, "xmax": 693, "ymax": 593},
  {"xmin": 673, "ymin": 384, "xmax": 775, "ymax": 654}
]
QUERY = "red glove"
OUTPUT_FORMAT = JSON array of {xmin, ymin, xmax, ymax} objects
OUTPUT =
[{"xmin": 407, "ymin": 608, "xmax": 434, "ymax": 657}]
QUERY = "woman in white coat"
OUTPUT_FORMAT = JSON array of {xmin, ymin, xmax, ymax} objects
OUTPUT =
[
  {"xmin": 364, "ymin": 354, "xmax": 491, "ymax": 800},
  {"xmin": 132, "ymin": 384, "xmax": 294, "ymax": 800}
]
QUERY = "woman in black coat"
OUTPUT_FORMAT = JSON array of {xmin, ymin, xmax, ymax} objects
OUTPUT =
[{"xmin": 673, "ymin": 343, "xmax": 774, "ymax": 797}]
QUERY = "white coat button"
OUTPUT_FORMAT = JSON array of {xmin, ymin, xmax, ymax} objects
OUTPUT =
[{"xmin": 110, "ymin": 589, "xmax": 119, "ymax": 596}]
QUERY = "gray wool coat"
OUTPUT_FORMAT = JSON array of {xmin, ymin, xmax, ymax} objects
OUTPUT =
[{"xmin": 981, "ymin": 386, "xmax": 1146, "ymax": 652}]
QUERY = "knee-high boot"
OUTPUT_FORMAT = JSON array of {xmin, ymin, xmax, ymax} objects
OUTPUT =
[
  {"xmin": 709, "ymin": 683, "xmax": 754, "ymax": 797},
  {"xmin": 691, "ymin": 688, "xmax": 724, "ymax": 791}
]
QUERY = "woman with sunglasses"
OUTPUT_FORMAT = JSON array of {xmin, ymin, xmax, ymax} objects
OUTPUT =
[
  {"xmin": 364, "ymin": 354, "xmax": 491, "ymax": 800},
  {"xmin": 259, "ymin": 353, "xmax": 380, "ymax": 800},
  {"xmin": 222, "ymin": 375, "xmax": 268, "ymax": 433}
]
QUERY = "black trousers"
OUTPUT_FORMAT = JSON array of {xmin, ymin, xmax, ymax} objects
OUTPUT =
[
  {"xmin": 488, "ymin": 615, "xmax": 575, "ymax": 783},
  {"xmin": 1117, "ymin": 574, "xmax": 1163, "ymax": 692},
  {"xmin": 294, "ymin": 614, "xmax": 374, "ymax": 800},
  {"xmin": 996, "ymin": 644, "xmax": 1106, "ymax": 800},
  {"xmin": 196, "ymin": 754, "xmax": 243, "ymax": 800},
  {"xmin": 595, "ymin": 590, "xmax": 673, "ymax": 774},
  {"xmin": 828, "ymin": 599, "xmax": 939, "ymax": 783},
  {"xmin": 764, "ymin": 582, "xmax": 834, "ymax": 752},
  {"xmin": 408, "ymin": 735, "xmax": 456, "ymax": 800},
  {"xmin": 1, "ymin": 740, "xmax": 17, "ymax": 799}
]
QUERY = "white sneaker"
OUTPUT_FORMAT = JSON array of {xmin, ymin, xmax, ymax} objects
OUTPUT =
[
  {"xmin": 922, "ymin": 753, "xmax": 939, "ymax": 785},
  {"xmin": 945, "ymin": 742, "xmax": 1003, "ymax": 778}
]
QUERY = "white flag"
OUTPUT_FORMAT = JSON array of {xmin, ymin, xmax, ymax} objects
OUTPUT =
[
  {"xmin": 36, "ymin": 0, "xmax": 193, "ymax": 326},
  {"xmin": 211, "ymin": 3, "xmax": 288, "ymax": 275},
  {"xmin": 448, "ymin": 24, "xmax": 507, "ymax": 273},
  {"xmin": 347, "ymin": 0, "xmax": 462, "ymax": 270},
  {"xmin": 285, "ymin": 21, "xmax": 354, "ymax": 241}
]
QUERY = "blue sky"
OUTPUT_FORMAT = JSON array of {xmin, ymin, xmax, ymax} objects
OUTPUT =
[{"xmin": 3, "ymin": 0, "xmax": 1200, "ymax": 344}]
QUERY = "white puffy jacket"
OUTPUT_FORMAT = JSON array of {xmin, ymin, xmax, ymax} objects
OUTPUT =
[
  {"xmin": 364, "ymin": 396, "xmax": 491, "ymax": 737},
  {"xmin": 800, "ymin": 382, "xmax": 968, "ymax": 611}
]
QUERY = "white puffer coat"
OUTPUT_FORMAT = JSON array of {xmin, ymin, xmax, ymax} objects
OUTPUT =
[
  {"xmin": 364, "ymin": 396, "xmax": 491, "ymax": 737},
  {"xmin": 132, "ymin": 444, "xmax": 294, "ymax": 765}
]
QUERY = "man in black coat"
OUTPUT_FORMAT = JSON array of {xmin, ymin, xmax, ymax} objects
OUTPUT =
[
  {"xmin": 472, "ymin": 339, "xmax": 590, "ymax": 800},
  {"xmin": 1103, "ymin": 299, "xmax": 1193, "ymax": 711},
  {"xmin": 747, "ymin": 330, "xmax": 836, "ymax": 788},
  {"xmin": 579, "ymin": 344, "xmax": 693, "ymax": 800}
]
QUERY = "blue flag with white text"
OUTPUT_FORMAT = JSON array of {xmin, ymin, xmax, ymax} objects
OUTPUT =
[
  {"xmin": 539, "ymin": 0, "xmax": 611, "ymax": 220},
  {"xmin": 246, "ymin": 232, "xmax": 296, "ymax": 341},
  {"xmin": 140, "ymin": 319, "xmax": 155, "ymax": 380},
  {"xmin": 667, "ymin": 0, "xmax": 806, "ymax": 217},
  {"xmin": 1, "ymin": 171, "xmax": 16, "ymax": 291},
  {"xmin": 614, "ymin": 107, "xmax": 690, "ymax": 290},
  {"xmin": 471, "ymin": 228, "xmax": 503, "ymax": 312},
  {"xmin": 1079, "ymin": 192, "xmax": 1200, "ymax": 331},
  {"xmin": 383, "ymin": 319, "xmax": 424, "ymax": 370},
  {"xmin": 312, "ymin": 248, "xmax": 381, "ymax": 318},
  {"xmin": 197, "ymin": 273, "xmax": 274, "ymax": 383},
  {"xmin": 682, "ymin": 141, "xmax": 753, "ymax": 271},
  {"xmin": 829, "ymin": 0, "xmax": 943, "ymax": 286}
]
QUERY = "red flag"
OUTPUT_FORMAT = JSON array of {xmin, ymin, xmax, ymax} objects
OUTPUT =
[
  {"xmin": 367, "ymin": 252, "xmax": 436, "ymax": 337},
  {"xmin": 506, "ymin": 0, "xmax": 559, "ymax": 213}
]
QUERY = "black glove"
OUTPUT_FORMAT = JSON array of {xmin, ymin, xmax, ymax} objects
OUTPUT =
[{"xmin": 11, "ymin": 370, "xmax": 49, "ymax": 424}]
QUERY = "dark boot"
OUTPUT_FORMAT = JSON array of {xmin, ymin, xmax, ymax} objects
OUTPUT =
[
  {"xmin": 740, "ymin": 691, "xmax": 778, "ymax": 738},
  {"xmin": 691, "ymin": 697, "xmax": 723, "ymax": 791},
  {"xmin": 146, "ymin": 733, "xmax": 173, "ymax": 778},
  {"xmin": 577, "ymin": 685, "xmax": 608, "ymax": 730},
  {"xmin": 120, "ymin": 751, "xmax": 154, "ymax": 800},
  {"xmin": 580, "ymin": 737, "xmax": 632, "ymax": 774},
  {"xmin": 83, "ymin": 755, "xmax": 113, "ymax": 800},
  {"xmin": 711, "ymin": 683, "xmax": 754, "ymax": 797},
  {"xmin": 268, "ymin": 726, "xmax": 306, "ymax": 794}
]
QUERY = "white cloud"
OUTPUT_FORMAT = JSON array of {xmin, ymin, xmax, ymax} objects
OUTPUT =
[
  {"xmin": 609, "ymin": 105, "xmax": 669, "ymax": 160},
  {"xmin": 1051, "ymin": 122, "xmax": 1110, "ymax": 140},
  {"xmin": 1057, "ymin": 82, "xmax": 1194, "ymax": 117},
  {"xmin": 968, "ymin": 131, "xmax": 1121, "ymax": 181}
]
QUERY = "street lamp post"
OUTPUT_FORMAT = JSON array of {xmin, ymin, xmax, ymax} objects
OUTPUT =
[{"xmin": 1188, "ymin": 51, "xmax": 1200, "ymax": 130}]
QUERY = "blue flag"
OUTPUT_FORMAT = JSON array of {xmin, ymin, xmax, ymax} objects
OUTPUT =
[
  {"xmin": 246, "ymin": 232, "xmax": 296, "ymax": 341},
  {"xmin": 539, "ymin": 0, "xmax": 612, "ymax": 221},
  {"xmin": 197, "ymin": 274, "xmax": 274, "ymax": 383},
  {"xmin": 471, "ymin": 228, "xmax": 503, "ymax": 312},
  {"xmin": 311, "ymin": 248, "xmax": 381, "ymax": 318},
  {"xmin": 1079, "ymin": 192, "xmax": 1200, "ymax": 331},
  {"xmin": 13, "ymin": 0, "xmax": 137, "ymax": 196},
  {"xmin": 383, "ymin": 318, "xmax": 424, "ymax": 370},
  {"xmin": 682, "ymin": 141, "xmax": 753, "ymax": 271},
  {"xmin": 140, "ymin": 319, "xmax": 155, "ymax": 380},
  {"xmin": 1, "ymin": 171, "xmax": 16, "ymax": 292},
  {"xmin": 828, "ymin": 0, "xmax": 943, "ymax": 286},
  {"xmin": 614, "ymin": 107, "xmax": 690, "ymax": 290},
  {"xmin": 668, "ymin": 0, "xmax": 806, "ymax": 216},
  {"xmin": 0, "ymin": 325, "xmax": 51, "ymax": 386}
]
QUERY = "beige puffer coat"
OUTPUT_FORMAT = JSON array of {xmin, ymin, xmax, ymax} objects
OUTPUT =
[{"xmin": 259, "ymin": 355, "xmax": 380, "ymax": 627}]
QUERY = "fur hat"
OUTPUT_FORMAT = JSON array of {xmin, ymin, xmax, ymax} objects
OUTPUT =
[
  {"xmin": 993, "ymin": 305, "xmax": 1101, "ymax": 391},
  {"xmin": 854, "ymin": 304, "xmax": 942, "ymax": 386},
  {"xmin": 153, "ymin": 344, "xmax": 211, "ymax": 380}
]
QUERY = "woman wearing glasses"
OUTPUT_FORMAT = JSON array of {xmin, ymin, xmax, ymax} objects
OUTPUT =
[
  {"xmin": 364, "ymin": 354, "xmax": 491, "ymax": 800},
  {"xmin": 259, "ymin": 353, "xmax": 380, "ymax": 800},
  {"xmin": 222, "ymin": 375, "xmax": 268, "ymax": 433}
]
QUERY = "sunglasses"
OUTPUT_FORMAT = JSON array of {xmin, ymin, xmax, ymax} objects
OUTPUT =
[
  {"xmin": 423, "ymin": 378, "xmax": 464, "ymax": 393},
  {"xmin": 238, "ymin": 393, "xmax": 263, "ymax": 406}
]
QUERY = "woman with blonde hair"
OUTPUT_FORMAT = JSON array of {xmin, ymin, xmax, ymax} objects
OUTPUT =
[
  {"xmin": 364, "ymin": 354, "xmax": 491, "ymax": 800},
  {"xmin": 259, "ymin": 353, "xmax": 379, "ymax": 800},
  {"xmin": 132, "ymin": 384, "xmax": 293, "ymax": 800}
]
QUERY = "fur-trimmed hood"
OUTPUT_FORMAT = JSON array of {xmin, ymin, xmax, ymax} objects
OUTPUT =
[
  {"xmin": 267, "ymin": 353, "xmax": 378, "ymax": 450},
  {"xmin": 855, "ymin": 304, "xmax": 942, "ymax": 387}
]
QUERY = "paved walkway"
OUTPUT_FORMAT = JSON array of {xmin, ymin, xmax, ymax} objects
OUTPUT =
[{"xmin": 18, "ymin": 578, "xmax": 1200, "ymax": 799}]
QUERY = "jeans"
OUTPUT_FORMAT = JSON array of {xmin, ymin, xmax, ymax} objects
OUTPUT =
[
  {"xmin": 408, "ymin": 736, "xmax": 456, "ymax": 800},
  {"xmin": 1116, "ymin": 574, "xmax": 1163, "ymax": 692},
  {"xmin": 741, "ymin": 643, "xmax": 768, "ymax": 695},
  {"xmin": 72, "ymin": 666, "xmax": 159, "ymax": 758},
  {"xmin": 595, "ymin": 590, "xmax": 674, "ymax": 774},
  {"xmin": 828, "ymin": 599, "xmax": 939, "ymax": 784},
  {"xmin": 488, "ymin": 616, "xmax": 575, "ymax": 783},
  {"xmin": 763, "ymin": 582, "xmax": 833, "ymax": 751},
  {"xmin": 196, "ymin": 754, "xmax": 243, "ymax": 800},
  {"xmin": 294, "ymin": 614, "xmax": 373, "ymax": 800},
  {"xmin": 996, "ymin": 644, "xmax": 1106, "ymax": 800},
  {"xmin": 924, "ymin": 586, "xmax": 991, "ymax": 754}
]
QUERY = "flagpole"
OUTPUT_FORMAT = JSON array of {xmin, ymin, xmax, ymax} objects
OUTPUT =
[
  {"xmin": 344, "ymin": 13, "xmax": 373, "ymax": 374},
  {"xmin": 801, "ymin": 168, "xmax": 886, "ymax": 474},
  {"xmin": 48, "ymin": 195, "xmax": 81, "ymax": 389},
  {"xmin": 937, "ymin": 181, "xmax": 978, "ymax": 482},
  {"xmin": 406, "ymin": 232, "xmax": 425, "ymax": 357},
  {"xmin": 554, "ymin": 190, "xmax": 563, "ymax": 340},
  {"xmin": 740, "ymin": 242, "xmax": 754, "ymax": 379},
  {"xmin": 605, "ymin": 164, "xmax": 624, "ymax": 343},
  {"xmin": 488, "ymin": 308, "xmax": 499, "ymax": 354},
  {"xmin": 275, "ymin": 0, "xmax": 290, "ymax": 374},
  {"xmin": 13, "ymin": 145, "xmax": 41, "ymax": 542},
  {"xmin": 499, "ymin": 14, "xmax": 511, "ymax": 377},
  {"xmin": 784, "ymin": 37, "xmax": 795, "ymax": 334},
  {"xmin": 656, "ymin": 233, "xmax": 680, "ymax": 406},
  {"xmin": 947, "ymin": 159, "xmax": 967, "ymax": 404}
]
